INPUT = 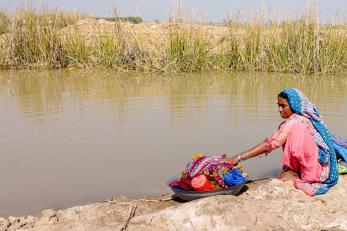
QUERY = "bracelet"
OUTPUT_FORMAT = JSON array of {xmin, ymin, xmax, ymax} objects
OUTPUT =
[{"xmin": 237, "ymin": 154, "xmax": 242, "ymax": 162}]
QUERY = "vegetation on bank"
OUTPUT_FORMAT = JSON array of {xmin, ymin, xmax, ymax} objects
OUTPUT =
[
  {"xmin": 0, "ymin": 9, "xmax": 346, "ymax": 73},
  {"xmin": 97, "ymin": 16, "xmax": 143, "ymax": 24}
]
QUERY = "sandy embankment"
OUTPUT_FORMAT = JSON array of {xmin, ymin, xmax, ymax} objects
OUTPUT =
[
  {"xmin": 58, "ymin": 18, "xmax": 230, "ymax": 44},
  {"xmin": 1, "ymin": 176, "xmax": 347, "ymax": 231}
]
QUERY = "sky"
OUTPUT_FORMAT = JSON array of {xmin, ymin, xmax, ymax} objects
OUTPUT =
[{"xmin": 1, "ymin": 0, "xmax": 346, "ymax": 23}]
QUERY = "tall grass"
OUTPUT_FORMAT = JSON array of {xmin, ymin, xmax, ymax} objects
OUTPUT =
[
  {"xmin": 1, "ymin": 9, "xmax": 85, "ymax": 69},
  {"xmin": 92, "ymin": 21, "xmax": 146, "ymax": 71},
  {"xmin": 0, "ymin": 10, "xmax": 10, "ymax": 35},
  {"xmin": 223, "ymin": 12, "xmax": 347, "ymax": 73},
  {"xmin": 165, "ymin": 23, "xmax": 212, "ymax": 72},
  {"xmin": 3, "ymin": 9, "xmax": 63, "ymax": 68},
  {"xmin": 0, "ymin": 7, "xmax": 346, "ymax": 74}
]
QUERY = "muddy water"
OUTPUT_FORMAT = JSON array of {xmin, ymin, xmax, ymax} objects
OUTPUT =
[{"xmin": 0, "ymin": 70, "xmax": 346, "ymax": 217}]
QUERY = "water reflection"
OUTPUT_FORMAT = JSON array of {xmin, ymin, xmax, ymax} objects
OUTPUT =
[
  {"xmin": 1, "ymin": 70, "xmax": 346, "ymax": 122},
  {"xmin": 0, "ymin": 70, "xmax": 346, "ymax": 217}
]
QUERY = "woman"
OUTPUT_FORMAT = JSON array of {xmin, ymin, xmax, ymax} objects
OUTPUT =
[{"xmin": 228, "ymin": 88, "xmax": 338, "ymax": 195}]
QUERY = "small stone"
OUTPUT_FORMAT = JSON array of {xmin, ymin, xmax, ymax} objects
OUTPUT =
[{"xmin": 8, "ymin": 216, "xmax": 18, "ymax": 223}]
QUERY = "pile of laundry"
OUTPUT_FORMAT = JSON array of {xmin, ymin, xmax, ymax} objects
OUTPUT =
[
  {"xmin": 334, "ymin": 135, "xmax": 347, "ymax": 174},
  {"xmin": 169, "ymin": 154, "xmax": 248, "ymax": 192}
]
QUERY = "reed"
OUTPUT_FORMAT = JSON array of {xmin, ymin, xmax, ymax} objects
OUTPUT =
[
  {"xmin": 92, "ymin": 20, "xmax": 146, "ymax": 71},
  {"xmin": 1, "ymin": 9, "xmax": 85, "ymax": 69},
  {"xmin": 0, "ymin": 7, "xmax": 346, "ymax": 74},
  {"xmin": 223, "ymin": 11, "xmax": 347, "ymax": 73},
  {"xmin": 63, "ymin": 27, "xmax": 90, "ymax": 68},
  {"xmin": 165, "ymin": 23, "xmax": 213, "ymax": 72},
  {"xmin": 0, "ymin": 10, "xmax": 10, "ymax": 35}
]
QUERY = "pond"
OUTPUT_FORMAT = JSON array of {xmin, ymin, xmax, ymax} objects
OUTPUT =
[{"xmin": 0, "ymin": 70, "xmax": 346, "ymax": 217}]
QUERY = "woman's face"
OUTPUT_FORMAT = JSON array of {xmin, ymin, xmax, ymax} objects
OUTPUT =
[{"xmin": 277, "ymin": 96, "xmax": 293, "ymax": 119}]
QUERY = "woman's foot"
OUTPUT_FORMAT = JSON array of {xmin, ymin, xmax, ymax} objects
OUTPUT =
[{"xmin": 277, "ymin": 170, "xmax": 298, "ymax": 181}]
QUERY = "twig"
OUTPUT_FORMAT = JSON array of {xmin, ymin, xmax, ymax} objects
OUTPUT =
[
  {"xmin": 139, "ymin": 197, "xmax": 173, "ymax": 202},
  {"xmin": 120, "ymin": 203, "xmax": 137, "ymax": 230}
]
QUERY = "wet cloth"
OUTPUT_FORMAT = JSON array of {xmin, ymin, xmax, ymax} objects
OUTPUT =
[
  {"xmin": 186, "ymin": 154, "xmax": 233, "ymax": 187},
  {"xmin": 224, "ymin": 169, "xmax": 245, "ymax": 186},
  {"xmin": 264, "ymin": 88, "xmax": 338, "ymax": 195},
  {"xmin": 178, "ymin": 171, "xmax": 193, "ymax": 190}
]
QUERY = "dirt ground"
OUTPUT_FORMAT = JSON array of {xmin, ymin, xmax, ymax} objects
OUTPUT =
[{"xmin": 2, "ymin": 177, "xmax": 347, "ymax": 230}]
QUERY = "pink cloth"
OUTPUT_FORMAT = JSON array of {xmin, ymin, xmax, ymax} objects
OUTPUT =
[
  {"xmin": 264, "ymin": 114, "xmax": 330, "ymax": 195},
  {"xmin": 264, "ymin": 114, "xmax": 321, "ymax": 152},
  {"xmin": 281, "ymin": 123, "xmax": 322, "ymax": 182}
]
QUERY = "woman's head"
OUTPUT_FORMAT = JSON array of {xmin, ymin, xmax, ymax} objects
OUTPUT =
[
  {"xmin": 277, "ymin": 92, "xmax": 293, "ymax": 119},
  {"xmin": 279, "ymin": 88, "xmax": 322, "ymax": 122}
]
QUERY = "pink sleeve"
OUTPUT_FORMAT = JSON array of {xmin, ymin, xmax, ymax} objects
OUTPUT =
[{"xmin": 264, "ymin": 120, "xmax": 295, "ymax": 153}]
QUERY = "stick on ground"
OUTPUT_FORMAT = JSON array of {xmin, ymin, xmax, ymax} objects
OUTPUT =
[{"xmin": 120, "ymin": 203, "xmax": 137, "ymax": 230}]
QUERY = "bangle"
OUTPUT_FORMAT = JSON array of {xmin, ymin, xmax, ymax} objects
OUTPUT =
[{"xmin": 237, "ymin": 154, "xmax": 242, "ymax": 162}]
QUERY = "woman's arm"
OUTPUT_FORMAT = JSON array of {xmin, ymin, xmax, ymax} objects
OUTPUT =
[
  {"xmin": 228, "ymin": 142, "xmax": 268, "ymax": 164},
  {"xmin": 228, "ymin": 119, "xmax": 295, "ymax": 164}
]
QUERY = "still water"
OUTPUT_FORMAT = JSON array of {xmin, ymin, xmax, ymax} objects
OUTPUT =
[{"xmin": 0, "ymin": 70, "xmax": 346, "ymax": 217}]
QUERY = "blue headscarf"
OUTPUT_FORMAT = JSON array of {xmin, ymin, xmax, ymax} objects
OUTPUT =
[{"xmin": 280, "ymin": 88, "xmax": 338, "ymax": 195}]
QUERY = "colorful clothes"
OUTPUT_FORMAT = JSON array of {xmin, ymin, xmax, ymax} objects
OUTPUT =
[
  {"xmin": 178, "ymin": 171, "xmax": 193, "ymax": 190},
  {"xmin": 224, "ymin": 169, "xmax": 245, "ymax": 186},
  {"xmin": 265, "ymin": 88, "xmax": 338, "ymax": 195},
  {"xmin": 177, "ymin": 154, "xmax": 248, "ymax": 191},
  {"xmin": 186, "ymin": 154, "xmax": 233, "ymax": 188}
]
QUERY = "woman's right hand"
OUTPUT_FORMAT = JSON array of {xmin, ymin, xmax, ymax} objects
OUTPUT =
[{"xmin": 227, "ymin": 154, "xmax": 239, "ymax": 165}]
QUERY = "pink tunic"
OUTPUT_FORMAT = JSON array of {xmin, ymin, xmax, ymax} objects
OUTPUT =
[{"xmin": 264, "ymin": 114, "xmax": 330, "ymax": 194}]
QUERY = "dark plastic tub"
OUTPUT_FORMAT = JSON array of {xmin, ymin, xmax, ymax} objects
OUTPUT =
[{"xmin": 167, "ymin": 175, "xmax": 245, "ymax": 201}]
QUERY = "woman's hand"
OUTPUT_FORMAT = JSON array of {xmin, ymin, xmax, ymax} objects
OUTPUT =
[
  {"xmin": 227, "ymin": 154, "xmax": 240, "ymax": 165},
  {"xmin": 227, "ymin": 142, "xmax": 268, "ymax": 164}
]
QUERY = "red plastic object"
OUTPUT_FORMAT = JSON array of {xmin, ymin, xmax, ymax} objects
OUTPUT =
[
  {"xmin": 191, "ymin": 175, "xmax": 217, "ymax": 191},
  {"xmin": 169, "ymin": 181, "xmax": 179, "ymax": 187}
]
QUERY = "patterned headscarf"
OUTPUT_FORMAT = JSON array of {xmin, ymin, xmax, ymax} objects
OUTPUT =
[{"xmin": 280, "ymin": 88, "xmax": 338, "ymax": 195}]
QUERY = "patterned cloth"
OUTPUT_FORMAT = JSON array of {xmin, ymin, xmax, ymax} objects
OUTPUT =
[
  {"xmin": 266, "ymin": 88, "xmax": 338, "ymax": 195},
  {"xmin": 185, "ymin": 154, "xmax": 233, "ymax": 188}
]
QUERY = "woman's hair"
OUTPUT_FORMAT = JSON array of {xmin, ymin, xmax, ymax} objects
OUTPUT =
[{"xmin": 278, "ymin": 92, "xmax": 289, "ymax": 100}]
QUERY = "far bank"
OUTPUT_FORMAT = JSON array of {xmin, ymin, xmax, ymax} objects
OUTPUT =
[{"xmin": 0, "ymin": 9, "xmax": 346, "ymax": 74}]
